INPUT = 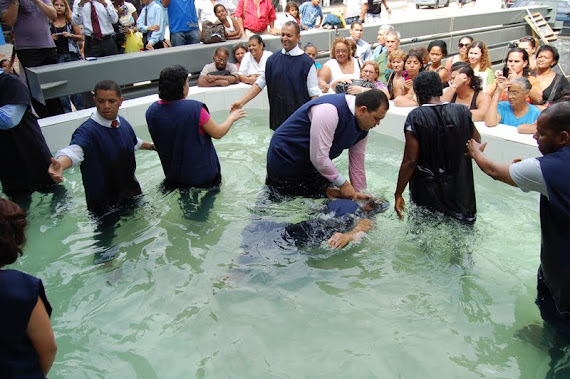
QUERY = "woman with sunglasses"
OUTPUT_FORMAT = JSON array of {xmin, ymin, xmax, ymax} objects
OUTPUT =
[{"xmin": 445, "ymin": 35, "xmax": 473, "ymax": 72}]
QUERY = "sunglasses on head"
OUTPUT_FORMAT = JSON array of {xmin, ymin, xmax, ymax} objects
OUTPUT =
[{"xmin": 458, "ymin": 43, "xmax": 471, "ymax": 48}]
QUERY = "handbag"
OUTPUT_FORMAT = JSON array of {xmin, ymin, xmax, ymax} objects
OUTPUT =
[
  {"xmin": 201, "ymin": 21, "xmax": 226, "ymax": 44},
  {"xmin": 125, "ymin": 31, "xmax": 144, "ymax": 53}
]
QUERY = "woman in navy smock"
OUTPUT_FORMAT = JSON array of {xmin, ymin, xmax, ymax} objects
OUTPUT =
[
  {"xmin": 146, "ymin": 65, "xmax": 246, "ymax": 189},
  {"xmin": 0, "ymin": 197, "xmax": 57, "ymax": 378}
]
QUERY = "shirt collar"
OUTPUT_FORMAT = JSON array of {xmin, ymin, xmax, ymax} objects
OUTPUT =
[
  {"xmin": 282, "ymin": 45, "xmax": 303, "ymax": 56},
  {"xmin": 91, "ymin": 111, "xmax": 121, "ymax": 128},
  {"xmin": 345, "ymin": 94, "xmax": 356, "ymax": 115}
]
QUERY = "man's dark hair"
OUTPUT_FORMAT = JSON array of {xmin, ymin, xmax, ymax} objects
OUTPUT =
[
  {"xmin": 413, "ymin": 71, "xmax": 442, "ymax": 105},
  {"xmin": 351, "ymin": 21, "xmax": 363, "ymax": 29},
  {"xmin": 0, "ymin": 197, "xmax": 28, "ymax": 267},
  {"xmin": 158, "ymin": 65, "xmax": 189, "ymax": 101},
  {"xmin": 94, "ymin": 80, "xmax": 121, "ymax": 97},
  {"xmin": 355, "ymin": 89, "xmax": 389, "ymax": 112},
  {"xmin": 541, "ymin": 102, "xmax": 570, "ymax": 134},
  {"xmin": 427, "ymin": 39, "xmax": 448, "ymax": 57},
  {"xmin": 282, "ymin": 20, "xmax": 301, "ymax": 36},
  {"xmin": 214, "ymin": 47, "xmax": 230, "ymax": 57}
]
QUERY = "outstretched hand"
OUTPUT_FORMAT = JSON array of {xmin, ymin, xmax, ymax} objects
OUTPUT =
[
  {"xmin": 229, "ymin": 108, "xmax": 246, "ymax": 122},
  {"xmin": 395, "ymin": 194, "xmax": 405, "ymax": 220},
  {"xmin": 48, "ymin": 157, "xmax": 64, "ymax": 183},
  {"xmin": 229, "ymin": 100, "xmax": 243, "ymax": 113},
  {"xmin": 466, "ymin": 139, "xmax": 487, "ymax": 158}
]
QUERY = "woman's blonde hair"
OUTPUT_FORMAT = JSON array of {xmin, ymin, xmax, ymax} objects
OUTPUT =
[
  {"xmin": 52, "ymin": 0, "xmax": 72, "ymax": 23},
  {"xmin": 387, "ymin": 49, "xmax": 406, "ymax": 69}
]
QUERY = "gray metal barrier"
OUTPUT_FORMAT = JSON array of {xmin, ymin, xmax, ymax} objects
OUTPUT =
[{"xmin": 25, "ymin": 6, "xmax": 551, "ymax": 103}]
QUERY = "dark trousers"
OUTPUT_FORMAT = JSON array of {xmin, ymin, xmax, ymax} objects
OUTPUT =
[
  {"xmin": 536, "ymin": 266, "xmax": 570, "ymax": 339},
  {"xmin": 142, "ymin": 34, "xmax": 164, "ymax": 50},
  {"xmin": 16, "ymin": 47, "xmax": 64, "ymax": 118},
  {"xmin": 84, "ymin": 35, "xmax": 119, "ymax": 58}
]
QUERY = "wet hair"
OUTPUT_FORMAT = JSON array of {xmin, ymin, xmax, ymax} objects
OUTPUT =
[
  {"xmin": 285, "ymin": 1, "xmax": 299, "ymax": 13},
  {"xmin": 450, "ymin": 62, "xmax": 482, "ymax": 91},
  {"xmin": 510, "ymin": 76, "xmax": 532, "ymax": 92},
  {"xmin": 330, "ymin": 37, "xmax": 351, "ymax": 59},
  {"xmin": 282, "ymin": 20, "xmax": 301, "ymax": 36},
  {"xmin": 404, "ymin": 51, "xmax": 425, "ymax": 73},
  {"xmin": 387, "ymin": 49, "xmax": 406, "ymax": 69},
  {"xmin": 468, "ymin": 40, "xmax": 491, "ymax": 70},
  {"xmin": 541, "ymin": 102, "xmax": 570, "ymax": 134},
  {"xmin": 536, "ymin": 45, "xmax": 559, "ymax": 67},
  {"xmin": 94, "ymin": 80, "xmax": 121, "ymax": 97},
  {"xmin": 355, "ymin": 89, "xmax": 389, "ymax": 112},
  {"xmin": 214, "ymin": 46, "xmax": 230, "ymax": 57},
  {"xmin": 158, "ymin": 65, "xmax": 188, "ymax": 101},
  {"xmin": 52, "ymin": 0, "xmax": 72, "ymax": 22},
  {"xmin": 503, "ymin": 47, "xmax": 530, "ymax": 77},
  {"xmin": 248, "ymin": 34, "xmax": 265, "ymax": 49},
  {"xmin": 0, "ymin": 197, "xmax": 28, "ymax": 267},
  {"xmin": 413, "ymin": 71, "xmax": 443, "ymax": 105},
  {"xmin": 427, "ymin": 39, "xmax": 448, "ymax": 57},
  {"xmin": 351, "ymin": 21, "xmax": 363, "ymax": 29},
  {"xmin": 213, "ymin": 3, "xmax": 226, "ymax": 15}
]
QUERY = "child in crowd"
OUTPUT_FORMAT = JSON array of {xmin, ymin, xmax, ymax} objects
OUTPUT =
[
  {"xmin": 304, "ymin": 43, "xmax": 321, "ymax": 73},
  {"xmin": 233, "ymin": 43, "xmax": 247, "ymax": 70},
  {"xmin": 284, "ymin": 2, "xmax": 302, "ymax": 26},
  {"xmin": 215, "ymin": 4, "xmax": 242, "ymax": 40},
  {"xmin": 0, "ymin": 58, "xmax": 16, "ymax": 76},
  {"xmin": 299, "ymin": 0, "xmax": 323, "ymax": 29},
  {"xmin": 426, "ymin": 40, "xmax": 448, "ymax": 85}
]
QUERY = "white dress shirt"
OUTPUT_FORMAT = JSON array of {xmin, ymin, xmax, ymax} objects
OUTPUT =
[{"xmin": 72, "ymin": 0, "xmax": 119, "ymax": 37}]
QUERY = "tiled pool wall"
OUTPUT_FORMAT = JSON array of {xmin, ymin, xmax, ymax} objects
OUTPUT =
[{"xmin": 39, "ymin": 84, "xmax": 541, "ymax": 162}]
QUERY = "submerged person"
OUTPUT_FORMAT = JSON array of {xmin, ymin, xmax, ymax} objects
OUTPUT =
[
  {"xmin": 0, "ymin": 69, "xmax": 55, "ymax": 195},
  {"xmin": 394, "ymin": 71, "xmax": 481, "ymax": 223},
  {"xmin": 146, "ymin": 65, "xmax": 246, "ymax": 189},
  {"xmin": 266, "ymin": 90, "xmax": 389, "ymax": 198},
  {"xmin": 466, "ymin": 102, "xmax": 570, "ymax": 339},
  {"xmin": 0, "ymin": 197, "xmax": 57, "ymax": 377},
  {"xmin": 48, "ymin": 80, "xmax": 155, "ymax": 217}
]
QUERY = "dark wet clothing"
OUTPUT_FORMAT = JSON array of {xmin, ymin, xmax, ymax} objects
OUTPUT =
[{"xmin": 405, "ymin": 103, "xmax": 476, "ymax": 223}]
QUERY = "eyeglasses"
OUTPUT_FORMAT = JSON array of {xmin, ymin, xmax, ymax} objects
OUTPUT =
[
  {"xmin": 458, "ymin": 43, "xmax": 471, "ymax": 48},
  {"xmin": 214, "ymin": 57, "xmax": 228, "ymax": 63},
  {"xmin": 362, "ymin": 69, "xmax": 376, "ymax": 74},
  {"xmin": 335, "ymin": 49, "xmax": 348, "ymax": 54}
]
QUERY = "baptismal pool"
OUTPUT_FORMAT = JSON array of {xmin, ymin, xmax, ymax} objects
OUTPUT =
[{"xmin": 4, "ymin": 109, "xmax": 564, "ymax": 377}]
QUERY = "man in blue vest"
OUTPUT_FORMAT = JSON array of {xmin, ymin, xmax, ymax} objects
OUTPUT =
[
  {"xmin": 48, "ymin": 80, "xmax": 155, "ymax": 217},
  {"xmin": 230, "ymin": 21, "xmax": 319, "ymax": 131},
  {"xmin": 467, "ymin": 102, "xmax": 570, "ymax": 338},
  {"xmin": 266, "ymin": 90, "xmax": 389, "ymax": 198}
]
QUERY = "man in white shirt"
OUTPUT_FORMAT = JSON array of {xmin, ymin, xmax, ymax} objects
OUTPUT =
[{"xmin": 72, "ymin": 0, "xmax": 119, "ymax": 57}]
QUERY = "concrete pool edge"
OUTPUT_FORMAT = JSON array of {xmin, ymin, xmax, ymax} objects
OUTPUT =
[{"xmin": 39, "ymin": 84, "xmax": 541, "ymax": 161}]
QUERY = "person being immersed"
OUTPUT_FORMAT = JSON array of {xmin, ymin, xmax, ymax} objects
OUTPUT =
[
  {"xmin": 394, "ymin": 71, "xmax": 481, "ymax": 223},
  {"xmin": 467, "ymin": 102, "xmax": 570, "ymax": 339}
]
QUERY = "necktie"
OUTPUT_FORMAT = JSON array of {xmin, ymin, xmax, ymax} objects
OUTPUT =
[
  {"xmin": 91, "ymin": 2, "xmax": 103, "ymax": 40},
  {"xmin": 111, "ymin": 120, "xmax": 118, "ymax": 128}
]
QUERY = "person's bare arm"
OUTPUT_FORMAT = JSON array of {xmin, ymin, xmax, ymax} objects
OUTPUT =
[
  {"xmin": 517, "ymin": 122, "xmax": 537, "ymax": 134},
  {"xmin": 466, "ymin": 139, "xmax": 517, "ymax": 186},
  {"xmin": 236, "ymin": 16, "xmax": 245, "ymax": 37},
  {"xmin": 34, "ymin": 0, "xmax": 57, "ymax": 21},
  {"xmin": 48, "ymin": 156, "xmax": 72, "ymax": 183},
  {"xmin": 318, "ymin": 65, "xmax": 332, "ymax": 93},
  {"xmin": 139, "ymin": 141, "xmax": 155, "ymax": 150},
  {"xmin": 528, "ymin": 76, "xmax": 543, "ymax": 105},
  {"xmin": 230, "ymin": 84, "xmax": 262, "ymax": 111},
  {"xmin": 440, "ymin": 84, "xmax": 457, "ymax": 103},
  {"xmin": 225, "ymin": 17, "xmax": 242, "ymax": 39},
  {"xmin": 328, "ymin": 218, "xmax": 374, "ymax": 249},
  {"xmin": 484, "ymin": 90, "xmax": 502, "ymax": 127},
  {"xmin": 394, "ymin": 130, "xmax": 419, "ymax": 219},
  {"xmin": 27, "ymin": 297, "xmax": 57, "ymax": 376},
  {"xmin": 1, "ymin": 0, "xmax": 20, "ymax": 27},
  {"xmin": 202, "ymin": 109, "xmax": 246, "ymax": 139},
  {"xmin": 470, "ymin": 91, "xmax": 490, "ymax": 122},
  {"xmin": 359, "ymin": 2, "xmax": 367, "ymax": 20}
]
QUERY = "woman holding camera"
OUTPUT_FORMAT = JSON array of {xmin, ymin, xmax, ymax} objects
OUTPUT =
[
  {"xmin": 346, "ymin": 61, "xmax": 390, "ymax": 98},
  {"xmin": 318, "ymin": 37, "xmax": 360, "ymax": 93},
  {"xmin": 486, "ymin": 47, "xmax": 542, "ymax": 104}
]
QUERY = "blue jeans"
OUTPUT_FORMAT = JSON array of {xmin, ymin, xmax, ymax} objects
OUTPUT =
[
  {"xmin": 170, "ymin": 29, "xmax": 200, "ymax": 47},
  {"xmin": 57, "ymin": 52, "xmax": 84, "ymax": 112}
]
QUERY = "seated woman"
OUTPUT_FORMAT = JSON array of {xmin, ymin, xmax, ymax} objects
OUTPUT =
[
  {"xmin": 232, "ymin": 42, "xmax": 247, "ymax": 71},
  {"xmin": 238, "ymin": 35, "xmax": 272, "ymax": 84},
  {"xmin": 0, "ymin": 197, "xmax": 57, "ymax": 377},
  {"xmin": 533, "ymin": 45, "xmax": 570, "ymax": 110},
  {"xmin": 441, "ymin": 62, "xmax": 490, "ymax": 122},
  {"xmin": 393, "ymin": 50, "xmax": 423, "ymax": 107},
  {"xmin": 386, "ymin": 49, "xmax": 406, "ymax": 99},
  {"xmin": 346, "ymin": 60, "xmax": 390, "ymax": 98},
  {"xmin": 487, "ymin": 47, "xmax": 542, "ymax": 104},
  {"xmin": 467, "ymin": 41, "xmax": 494, "ymax": 92},
  {"xmin": 425, "ymin": 39, "xmax": 448, "ymax": 85},
  {"xmin": 485, "ymin": 76, "xmax": 541, "ymax": 133},
  {"xmin": 445, "ymin": 35, "xmax": 472, "ymax": 72},
  {"xmin": 146, "ymin": 65, "xmax": 246, "ymax": 188},
  {"xmin": 516, "ymin": 35, "xmax": 538, "ymax": 73},
  {"xmin": 214, "ymin": 4, "xmax": 242, "ymax": 40},
  {"xmin": 318, "ymin": 37, "xmax": 360, "ymax": 93}
]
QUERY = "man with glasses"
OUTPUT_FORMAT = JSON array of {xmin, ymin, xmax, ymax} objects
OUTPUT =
[{"xmin": 197, "ymin": 47, "xmax": 239, "ymax": 87}]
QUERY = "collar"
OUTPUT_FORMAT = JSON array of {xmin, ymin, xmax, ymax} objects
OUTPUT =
[
  {"xmin": 282, "ymin": 45, "xmax": 303, "ymax": 56},
  {"xmin": 345, "ymin": 94, "xmax": 356, "ymax": 115},
  {"xmin": 91, "ymin": 111, "xmax": 121, "ymax": 128}
]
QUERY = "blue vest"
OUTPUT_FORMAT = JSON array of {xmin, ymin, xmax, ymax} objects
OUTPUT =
[
  {"xmin": 267, "ymin": 94, "xmax": 368, "ymax": 179},
  {"xmin": 71, "ymin": 117, "xmax": 142, "ymax": 215},
  {"xmin": 265, "ymin": 51, "xmax": 314, "ymax": 131},
  {"xmin": 0, "ymin": 269, "xmax": 52, "ymax": 378},
  {"xmin": 537, "ymin": 145, "xmax": 570, "ymax": 312},
  {"xmin": 146, "ymin": 100, "xmax": 221, "ymax": 188}
]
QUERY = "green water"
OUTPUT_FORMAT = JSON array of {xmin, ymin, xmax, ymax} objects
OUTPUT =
[{"xmin": 4, "ymin": 110, "xmax": 558, "ymax": 377}]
